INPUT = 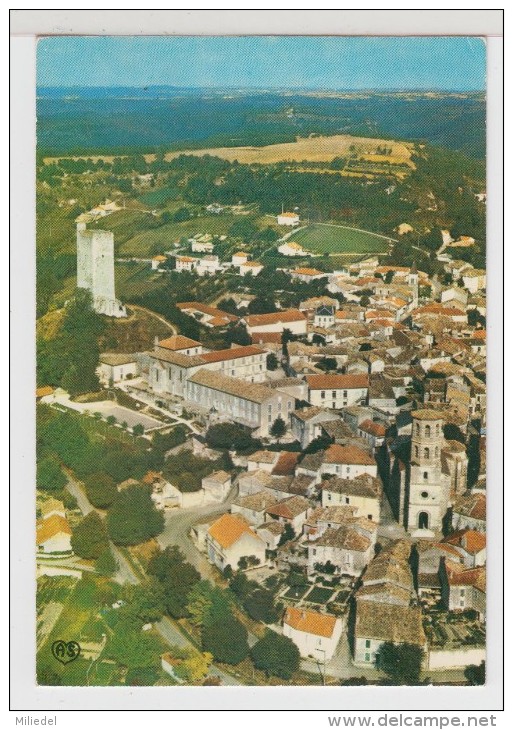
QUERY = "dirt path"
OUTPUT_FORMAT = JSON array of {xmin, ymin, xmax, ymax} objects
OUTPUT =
[{"xmin": 127, "ymin": 303, "xmax": 177, "ymax": 334}]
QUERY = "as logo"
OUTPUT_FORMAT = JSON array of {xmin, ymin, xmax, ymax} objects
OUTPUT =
[{"xmin": 51, "ymin": 640, "xmax": 81, "ymax": 665}]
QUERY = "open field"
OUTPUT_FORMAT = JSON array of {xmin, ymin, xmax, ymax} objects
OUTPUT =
[
  {"xmin": 290, "ymin": 223, "xmax": 395, "ymax": 255},
  {"xmin": 44, "ymin": 134, "xmax": 415, "ymax": 167}
]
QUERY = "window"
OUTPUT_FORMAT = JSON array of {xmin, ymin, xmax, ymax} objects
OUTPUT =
[
  {"xmin": 424, "ymin": 447, "xmax": 430, "ymax": 459},
  {"xmin": 327, "ymin": 493, "xmax": 332, "ymax": 501},
  {"xmin": 425, "ymin": 425, "xmax": 431, "ymax": 438},
  {"xmin": 312, "ymin": 549, "xmax": 316, "ymax": 556},
  {"xmin": 343, "ymin": 390, "xmax": 348, "ymax": 398},
  {"xmin": 332, "ymin": 402, "xmax": 336, "ymax": 409},
  {"xmin": 435, "ymin": 446, "xmax": 439, "ymax": 458},
  {"xmin": 416, "ymin": 423, "xmax": 421, "ymax": 436},
  {"xmin": 365, "ymin": 640, "xmax": 371, "ymax": 649},
  {"xmin": 321, "ymin": 391, "xmax": 325, "ymax": 399},
  {"xmin": 345, "ymin": 497, "xmax": 350, "ymax": 505},
  {"xmin": 414, "ymin": 446, "xmax": 419, "ymax": 458},
  {"xmin": 423, "ymin": 471, "xmax": 428, "ymax": 480},
  {"xmin": 155, "ymin": 370, "xmax": 159, "ymax": 382},
  {"xmin": 332, "ymin": 391, "xmax": 337, "ymax": 399},
  {"xmin": 365, "ymin": 653, "xmax": 371, "ymax": 663},
  {"xmin": 421, "ymin": 491, "xmax": 428, "ymax": 498}
]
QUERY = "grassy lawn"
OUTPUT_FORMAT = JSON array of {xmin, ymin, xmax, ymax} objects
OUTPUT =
[
  {"xmin": 37, "ymin": 576, "xmax": 77, "ymax": 611},
  {"xmin": 118, "ymin": 213, "xmax": 236, "ymax": 257},
  {"xmin": 114, "ymin": 261, "xmax": 168, "ymax": 299},
  {"xmin": 304, "ymin": 586, "xmax": 335, "ymax": 604},
  {"xmin": 37, "ymin": 575, "xmax": 121, "ymax": 685},
  {"xmin": 291, "ymin": 223, "xmax": 394, "ymax": 255}
]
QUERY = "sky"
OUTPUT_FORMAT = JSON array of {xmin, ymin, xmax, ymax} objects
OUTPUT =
[{"xmin": 37, "ymin": 36, "xmax": 486, "ymax": 91}]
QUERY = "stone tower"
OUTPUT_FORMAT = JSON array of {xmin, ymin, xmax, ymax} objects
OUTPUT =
[
  {"xmin": 407, "ymin": 409, "xmax": 450, "ymax": 536},
  {"xmin": 76, "ymin": 222, "xmax": 126, "ymax": 317},
  {"xmin": 408, "ymin": 262, "xmax": 419, "ymax": 309}
]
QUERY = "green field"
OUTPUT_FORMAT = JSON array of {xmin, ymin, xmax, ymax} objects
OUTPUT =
[{"xmin": 290, "ymin": 223, "xmax": 394, "ymax": 255}]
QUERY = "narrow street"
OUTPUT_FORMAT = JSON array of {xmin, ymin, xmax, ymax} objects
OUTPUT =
[{"xmin": 64, "ymin": 473, "xmax": 241, "ymax": 685}]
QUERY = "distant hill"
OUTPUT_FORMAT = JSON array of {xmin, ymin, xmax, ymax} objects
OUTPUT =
[{"xmin": 36, "ymin": 88, "xmax": 485, "ymax": 159}]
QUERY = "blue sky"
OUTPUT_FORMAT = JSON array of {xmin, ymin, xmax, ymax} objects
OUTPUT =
[{"xmin": 37, "ymin": 36, "xmax": 486, "ymax": 91}]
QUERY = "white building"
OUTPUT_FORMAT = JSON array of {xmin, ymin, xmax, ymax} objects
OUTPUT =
[
  {"xmin": 176, "ymin": 256, "xmax": 199, "ymax": 272},
  {"xmin": 306, "ymin": 374, "xmax": 369, "ymax": 409},
  {"xmin": 244, "ymin": 309, "xmax": 307, "ymax": 336},
  {"xmin": 283, "ymin": 606, "xmax": 343, "ymax": 661},
  {"xmin": 321, "ymin": 472, "xmax": 381, "ymax": 522},
  {"xmin": 277, "ymin": 212, "xmax": 300, "ymax": 226},
  {"xmin": 184, "ymin": 369, "xmax": 294, "ymax": 437},
  {"xmin": 36, "ymin": 514, "xmax": 72, "ymax": 556},
  {"xmin": 240, "ymin": 261, "xmax": 264, "ymax": 277},
  {"xmin": 97, "ymin": 353, "xmax": 138, "ymax": 386},
  {"xmin": 353, "ymin": 602, "xmax": 426, "ymax": 667},
  {"xmin": 278, "ymin": 241, "xmax": 311, "ymax": 256},
  {"xmin": 206, "ymin": 513, "xmax": 266, "ymax": 572},
  {"xmin": 196, "ymin": 255, "xmax": 222, "ymax": 276},
  {"xmin": 232, "ymin": 251, "xmax": 249, "ymax": 267}
]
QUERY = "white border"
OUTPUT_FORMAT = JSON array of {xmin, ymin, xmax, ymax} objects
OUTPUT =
[{"xmin": 10, "ymin": 9, "xmax": 504, "ymax": 715}]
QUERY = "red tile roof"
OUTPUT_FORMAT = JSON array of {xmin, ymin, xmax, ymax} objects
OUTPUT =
[
  {"xmin": 284, "ymin": 606, "xmax": 338, "ymax": 638},
  {"xmin": 245, "ymin": 309, "xmax": 306, "ymax": 327},
  {"xmin": 199, "ymin": 345, "xmax": 265, "ymax": 364},
  {"xmin": 158, "ymin": 335, "xmax": 201, "ymax": 351},
  {"xmin": 323, "ymin": 444, "xmax": 376, "ymax": 466}
]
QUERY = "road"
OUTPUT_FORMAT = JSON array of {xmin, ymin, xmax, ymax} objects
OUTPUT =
[
  {"xmin": 127, "ymin": 303, "xmax": 177, "ymax": 334},
  {"xmin": 64, "ymin": 473, "xmax": 240, "ymax": 685},
  {"xmin": 157, "ymin": 481, "xmax": 239, "ymax": 581}
]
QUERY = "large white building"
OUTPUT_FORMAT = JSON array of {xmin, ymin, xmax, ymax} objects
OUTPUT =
[
  {"xmin": 283, "ymin": 606, "xmax": 343, "ymax": 662},
  {"xmin": 306, "ymin": 374, "xmax": 369, "ymax": 409},
  {"xmin": 148, "ymin": 344, "xmax": 269, "ymax": 399},
  {"xmin": 76, "ymin": 222, "xmax": 126, "ymax": 317},
  {"xmin": 184, "ymin": 369, "xmax": 294, "ymax": 437}
]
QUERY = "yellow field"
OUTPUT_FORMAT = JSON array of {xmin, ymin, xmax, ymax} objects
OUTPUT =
[
  {"xmin": 44, "ymin": 134, "xmax": 415, "ymax": 167},
  {"xmin": 162, "ymin": 135, "xmax": 415, "ymax": 166}
]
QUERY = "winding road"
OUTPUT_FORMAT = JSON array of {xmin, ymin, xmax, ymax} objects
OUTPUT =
[{"xmin": 64, "ymin": 473, "xmax": 240, "ymax": 685}]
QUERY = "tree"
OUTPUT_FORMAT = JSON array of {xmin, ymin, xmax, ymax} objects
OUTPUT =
[
  {"xmin": 247, "ymin": 296, "xmax": 277, "ymax": 315},
  {"xmin": 377, "ymin": 642, "xmax": 424, "ymax": 685},
  {"xmin": 443, "ymin": 424, "xmax": 466, "ymax": 444},
  {"xmin": 270, "ymin": 417, "xmax": 287, "ymax": 442},
  {"xmin": 250, "ymin": 631, "xmax": 300, "ymax": 679},
  {"xmin": 125, "ymin": 667, "xmax": 159, "ymax": 686},
  {"xmin": 84, "ymin": 472, "xmax": 118, "ymax": 509},
  {"xmin": 229, "ymin": 218, "xmax": 258, "ymax": 240},
  {"xmin": 120, "ymin": 578, "xmax": 166, "ymax": 624},
  {"xmin": 71, "ymin": 511, "xmax": 109, "ymax": 559},
  {"xmin": 173, "ymin": 207, "xmax": 192, "ymax": 222},
  {"xmin": 95, "ymin": 547, "xmax": 118, "ymax": 577},
  {"xmin": 205, "ymin": 422, "xmax": 259, "ymax": 453},
  {"xmin": 37, "ymin": 456, "xmax": 67, "ymax": 492},
  {"xmin": 266, "ymin": 353, "xmax": 279, "ymax": 371},
  {"xmin": 243, "ymin": 588, "xmax": 280, "ymax": 624},
  {"xmin": 106, "ymin": 484, "xmax": 165, "ymax": 546},
  {"xmin": 464, "ymin": 661, "xmax": 485, "ymax": 685},
  {"xmin": 132, "ymin": 424, "xmax": 145, "ymax": 437},
  {"xmin": 201, "ymin": 615, "xmax": 249, "ymax": 665},
  {"xmin": 278, "ymin": 523, "xmax": 296, "ymax": 547},
  {"xmin": 147, "ymin": 545, "xmax": 200, "ymax": 619},
  {"xmin": 105, "ymin": 622, "xmax": 163, "ymax": 669}
]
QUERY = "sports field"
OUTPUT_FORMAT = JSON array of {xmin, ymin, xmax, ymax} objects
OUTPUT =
[{"xmin": 290, "ymin": 223, "xmax": 394, "ymax": 255}]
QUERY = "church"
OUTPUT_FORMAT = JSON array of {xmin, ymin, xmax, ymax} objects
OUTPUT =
[{"xmin": 384, "ymin": 408, "xmax": 468, "ymax": 538}]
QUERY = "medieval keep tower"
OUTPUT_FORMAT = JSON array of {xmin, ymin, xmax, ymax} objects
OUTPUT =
[
  {"xmin": 408, "ymin": 261, "xmax": 419, "ymax": 309},
  {"xmin": 76, "ymin": 222, "xmax": 126, "ymax": 318},
  {"xmin": 407, "ymin": 409, "xmax": 451, "ymax": 536}
]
